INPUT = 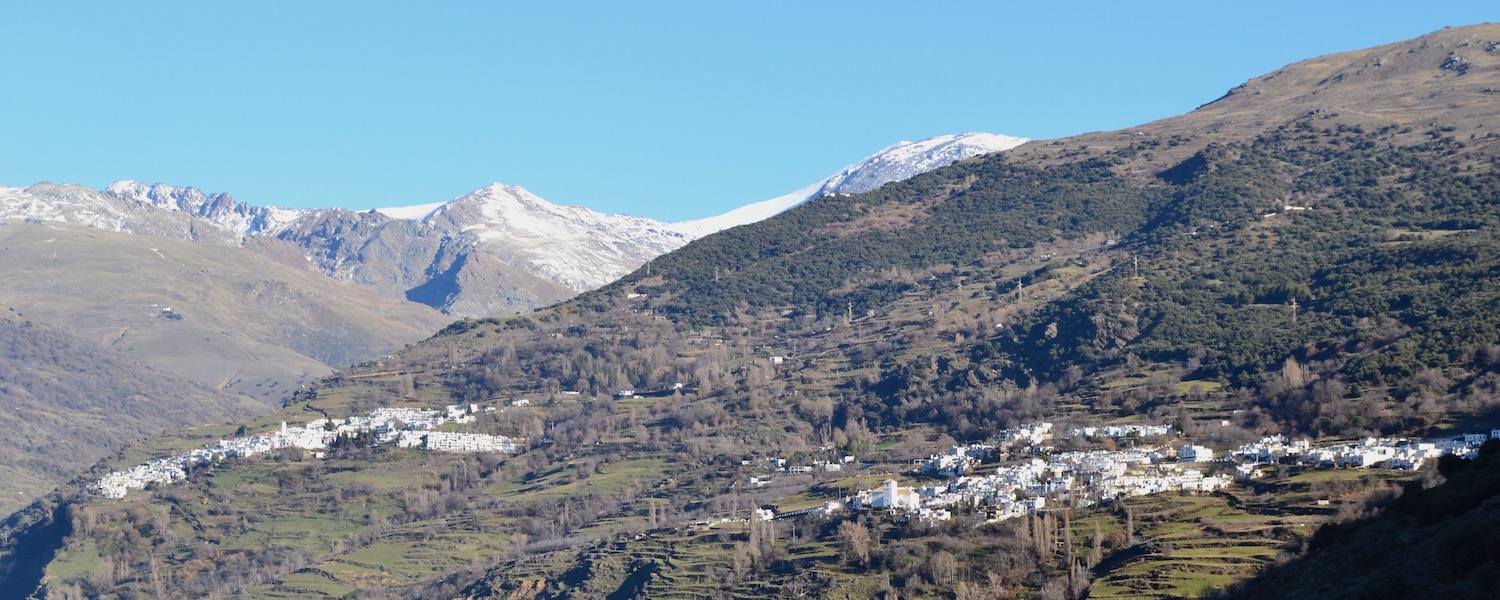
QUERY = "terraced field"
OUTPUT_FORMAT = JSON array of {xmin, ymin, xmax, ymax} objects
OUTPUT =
[
  {"xmin": 1083, "ymin": 465, "xmax": 1416, "ymax": 599},
  {"xmin": 471, "ymin": 522, "xmax": 892, "ymax": 600}
]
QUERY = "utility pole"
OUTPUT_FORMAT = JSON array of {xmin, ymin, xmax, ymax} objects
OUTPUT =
[
  {"xmin": 1015, "ymin": 279, "xmax": 1023, "ymax": 301},
  {"xmin": 846, "ymin": 301, "xmax": 853, "ymax": 325},
  {"xmin": 1290, "ymin": 297, "xmax": 1299, "ymax": 323},
  {"xmin": 1133, "ymin": 255, "xmax": 1140, "ymax": 280}
]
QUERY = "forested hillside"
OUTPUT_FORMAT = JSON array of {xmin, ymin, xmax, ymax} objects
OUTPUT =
[{"xmin": 3, "ymin": 24, "xmax": 1499, "ymax": 600}]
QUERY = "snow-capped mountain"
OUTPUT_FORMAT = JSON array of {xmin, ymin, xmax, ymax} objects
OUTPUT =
[
  {"xmin": 0, "ymin": 181, "xmax": 309, "ymax": 242},
  {"xmin": 268, "ymin": 185, "xmax": 689, "ymax": 317},
  {"xmin": 422, "ymin": 184, "xmax": 687, "ymax": 292},
  {"xmin": 0, "ymin": 183, "xmax": 139, "ymax": 231},
  {"xmin": 669, "ymin": 132, "xmax": 1031, "ymax": 237},
  {"xmin": 0, "ymin": 183, "xmax": 248, "ymax": 244},
  {"xmin": 0, "ymin": 131, "xmax": 1031, "ymax": 317},
  {"xmin": 105, "ymin": 180, "xmax": 306, "ymax": 236}
]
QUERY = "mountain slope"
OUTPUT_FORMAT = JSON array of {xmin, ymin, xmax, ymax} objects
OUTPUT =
[
  {"xmin": 0, "ymin": 308, "xmax": 259, "ymax": 516},
  {"xmin": 9, "ymin": 25, "xmax": 1500, "ymax": 600},
  {"xmin": 669, "ymin": 132, "xmax": 1031, "ymax": 237},
  {"xmin": 0, "ymin": 221, "xmax": 450, "ymax": 402},
  {"xmin": 0, "ymin": 183, "xmax": 246, "ymax": 244},
  {"xmin": 424, "ymin": 184, "xmax": 689, "ymax": 292},
  {"xmin": 325, "ymin": 132, "xmax": 1032, "ymax": 315},
  {"xmin": 1010, "ymin": 23, "xmax": 1500, "ymax": 176}
]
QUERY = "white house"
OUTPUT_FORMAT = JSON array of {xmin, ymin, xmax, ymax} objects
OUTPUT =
[{"xmin": 1179, "ymin": 445, "xmax": 1214, "ymax": 462}]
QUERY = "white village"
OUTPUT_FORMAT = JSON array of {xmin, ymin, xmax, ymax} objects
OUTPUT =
[
  {"xmin": 754, "ymin": 422, "xmax": 1500, "ymax": 527},
  {"xmin": 93, "ymin": 404, "xmax": 523, "ymax": 499},
  {"xmin": 97, "ymin": 402, "xmax": 1500, "ymax": 532}
]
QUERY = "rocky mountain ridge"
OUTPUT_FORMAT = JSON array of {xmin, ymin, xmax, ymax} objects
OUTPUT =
[{"xmin": 2, "ymin": 132, "xmax": 1032, "ymax": 317}]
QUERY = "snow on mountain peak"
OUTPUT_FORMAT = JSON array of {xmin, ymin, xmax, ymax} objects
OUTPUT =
[
  {"xmin": 373, "ymin": 201, "xmax": 446, "ymax": 220},
  {"xmin": 815, "ymin": 132, "xmax": 1031, "ymax": 196},
  {"xmin": 0, "ymin": 183, "xmax": 139, "ymax": 232},
  {"xmin": 3, "ymin": 131, "xmax": 1030, "ymax": 311},
  {"xmin": 106, "ymin": 179, "xmax": 223, "ymax": 215},
  {"xmin": 102, "ymin": 179, "xmax": 306, "ymax": 236},
  {"xmin": 422, "ymin": 182, "xmax": 688, "ymax": 291},
  {"xmin": 669, "ymin": 131, "xmax": 1032, "ymax": 237}
]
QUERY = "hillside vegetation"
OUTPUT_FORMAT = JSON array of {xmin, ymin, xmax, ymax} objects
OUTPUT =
[
  {"xmin": 0, "ymin": 310, "xmax": 259, "ymax": 516},
  {"xmin": 3, "ymin": 24, "xmax": 1500, "ymax": 600},
  {"xmin": 1222, "ymin": 441, "xmax": 1500, "ymax": 600}
]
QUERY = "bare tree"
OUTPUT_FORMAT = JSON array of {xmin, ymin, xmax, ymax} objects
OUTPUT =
[{"xmin": 837, "ymin": 519, "xmax": 872, "ymax": 566}]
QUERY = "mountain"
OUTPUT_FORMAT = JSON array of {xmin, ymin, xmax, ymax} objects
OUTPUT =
[
  {"xmin": 12, "ymin": 25, "xmax": 1500, "ymax": 599},
  {"xmin": 103, "ymin": 180, "xmax": 304, "ymax": 236},
  {"xmin": 271, "ymin": 184, "xmax": 689, "ymax": 317},
  {"xmin": 0, "ymin": 184, "xmax": 452, "ymax": 517},
  {"xmin": 0, "ymin": 183, "xmax": 453, "ymax": 398},
  {"xmin": 669, "ymin": 132, "xmax": 1031, "ymax": 237},
  {"xmin": 300, "ymin": 132, "xmax": 1032, "ymax": 315},
  {"xmin": 0, "ymin": 133, "xmax": 1030, "ymax": 513},
  {"xmin": 0, "ymin": 183, "xmax": 248, "ymax": 244},
  {"xmin": 5, "ymin": 133, "xmax": 1029, "ymax": 319},
  {"xmin": 420, "ymin": 184, "xmax": 689, "ymax": 292},
  {"xmin": 1009, "ymin": 23, "xmax": 1500, "ymax": 174}
]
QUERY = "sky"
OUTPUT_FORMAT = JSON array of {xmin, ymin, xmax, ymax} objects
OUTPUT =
[{"xmin": 1, "ymin": 2, "xmax": 1495, "ymax": 222}]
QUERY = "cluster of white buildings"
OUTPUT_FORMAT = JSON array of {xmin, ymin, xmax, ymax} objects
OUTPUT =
[
  {"xmin": 1092, "ymin": 466, "xmax": 1230, "ymax": 498},
  {"xmin": 419, "ymin": 431, "xmax": 523, "ymax": 454},
  {"xmin": 1228, "ymin": 435, "xmax": 1311, "ymax": 464},
  {"xmin": 843, "ymin": 425, "xmax": 1500, "ymax": 526},
  {"xmin": 93, "ymin": 404, "xmax": 523, "ymax": 499},
  {"xmin": 993, "ymin": 422, "xmax": 1054, "ymax": 447},
  {"xmin": 1066, "ymin": 424, "xmax": 1173, "ymax": 439},
  {"xmin": 1296, "ymin": 430, "xmax": 1500, "ymax": 471},
  {"xmin": 94, "ymin": 456, "xmax": 196, "ymax": 500},
  {"xmin": 919, "ymin": 444, "xmax": 993, "ymax": 477},
  {"xmin": 915, "ymin": 459, "xmax": 1052, "ymax": 522},
  {"xmin": 851, "ymin": 435, "xmax": 1233, "ymax": 525},
  {"xmin": 1227, "ymin": 430, "xmax": 1500, "ymax": 473}
]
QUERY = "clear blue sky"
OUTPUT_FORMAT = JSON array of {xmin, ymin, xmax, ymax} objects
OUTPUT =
[{"xmin": 1, "ymin": 2, "xmax": 1494, "ymax": 221}]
